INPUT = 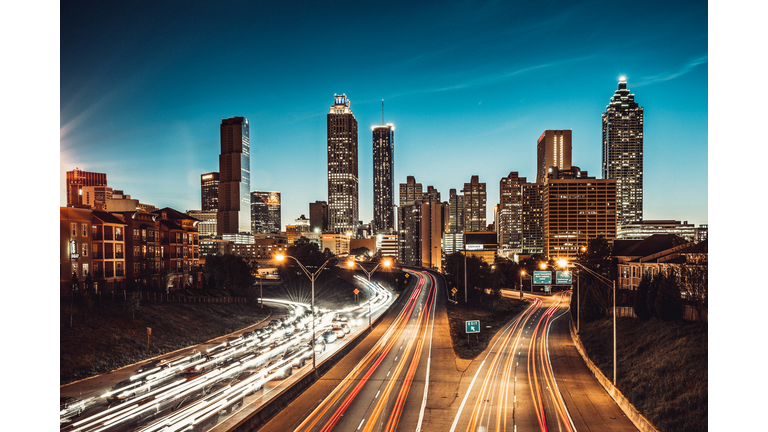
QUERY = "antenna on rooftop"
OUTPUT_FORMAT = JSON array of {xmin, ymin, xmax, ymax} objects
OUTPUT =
[{"xmin": 382, "ymin": 99, "xmax": 384, "ymax": 125}]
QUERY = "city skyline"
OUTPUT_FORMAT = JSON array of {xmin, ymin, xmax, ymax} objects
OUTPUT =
[{"xmin": 60, "ymin": 1, "xmax": 708, "ymax": 230}]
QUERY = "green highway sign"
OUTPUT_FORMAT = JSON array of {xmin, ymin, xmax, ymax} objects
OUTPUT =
[
  {"xmin": 533, "ymin": 271, "xmax": 552, "ymax": 285},
  {"xmin": 556, "ymin": 271, "xmax": 572, "ymax": 284},
  {"xmin": 465, "ymin": 320, "xmax": 480, "ymax": 333}
]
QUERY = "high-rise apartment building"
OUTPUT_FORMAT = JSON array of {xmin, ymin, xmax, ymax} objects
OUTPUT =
[
  {"xmin": 499, "ymin": 172, "xmax": 527, "ymax": 250},
  {"xmin": 251, "ymin": 191, "xmax": 281, "ymax": 234},
  {"xmin": 462, "ymin": 175, "xmax": 487, "ymax": 232},
  {"xmin": 327, "ymin": 94, "xmax": 359, "ymax": 235},
  {"xmin": 521, "ymin": 182, "xmax": 544, "ymax": 254},
  {"xmin": 201, "ymin": 172, "xmax": 220, "ymax": 212},
  {"xmin": 217, "ymin": 117, "xmax": 251, "ymax": 236},
  {"xmin": 602, "ymin": 79, "xmax": 643, "ymax": 228},
  {"xmin": 399, "ymin": 176, "xmax": 423, "ymax": 207},
  {"xmin": 372, "ymin": 124, "xmax": 395, "ymax": 233},
  {"xmin": 537, "ymin": 130, "xmax": 572, "ymax": 184},
  {"xmin": 66, "ymin": 167, "xmax": 107, "ymax": 207},
  {"xmin": 443, "ymin": 188, "xmax": 465, "ymax": 254},
  {"xmin": 543, "ymin": 166, "xmax": 617, "ymax": 259}
]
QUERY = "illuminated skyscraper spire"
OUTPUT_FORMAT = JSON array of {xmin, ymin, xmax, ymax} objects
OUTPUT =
[
  {"xmin": 327, "ymin": 94, "xmax": 359, "ymax": 234},
  {"xmin": 602, "ymin": 78, "xmax": 644, "ymax": 228}
]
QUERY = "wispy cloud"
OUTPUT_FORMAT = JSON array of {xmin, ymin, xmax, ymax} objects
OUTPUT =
[{"xmin": 634, "ymin": 55, "xmax": 708, "ymax": 87}]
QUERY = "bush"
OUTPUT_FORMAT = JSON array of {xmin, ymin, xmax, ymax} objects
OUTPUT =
[{"xmin": 634, "ymin": 274, "xmax": 653, "ymax": 319}]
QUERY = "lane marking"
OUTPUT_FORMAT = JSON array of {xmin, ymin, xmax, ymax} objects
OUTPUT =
[{"xmin": 358, "ymin": 418, "xmax": 365, "ymax": 430}]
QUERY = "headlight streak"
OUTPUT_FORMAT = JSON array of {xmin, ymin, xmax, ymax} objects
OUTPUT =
[
  {"xmin": 293, "ymin": 271, "xmax": 427, "ymax": 432},
  {"xmin": 70, "ymin": 293, "xmax": 398, "ymax": 432}
]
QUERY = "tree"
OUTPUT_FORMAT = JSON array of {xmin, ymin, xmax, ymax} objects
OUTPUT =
[
  {"xmin": 655, "ymin": 272, "xmax": 683, "ymax": 321},
  {"xmin": 203, "ymin": 254, "xmax": 256, "ymax": 296},
  {"xmin": 680, "ymin": 254, "xmax": 708, "ymax": 322},
  {"xmin": 646, "ymin": 272, "xmax": 661, "ymax": 318},
  {"xmin": 125, "ymin": 291, "xmax": 140, "ymax": 320},
  {"xmin": 349, "ymin": 247, "xmax": 371, "ymax": 259},
  {"xmin": 580, "ymin": 282, "xmax": 607, "ymax": 323},
  {"xmin": 634, "ymin": 273, "xmax": 653, "ymax": 319}
]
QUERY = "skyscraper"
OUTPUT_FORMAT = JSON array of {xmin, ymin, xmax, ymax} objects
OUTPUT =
[
  {"xmin": 602, "ymin": 79, "xmax": 643, "ymax": 228},
  {"xmin": 372, "ymin": 123, "xmax": 395, "ymax": 233},
  {"xmin": 536, "ymin": 130, "xmax": 572, "ymax": 184},
  {"xmin": 499, "ymin": 172, "xmax": 527, "ymax": 249},
  {"xmin": 327, "ymin": 94, "xmax": 359, "ymax": 235},
  {"xmin": 462, "ymin": 175, "xmax": 487, "ymax": 232},
  {"xmin": 309, "ymin": 200, "xmax": 328, "ymax": 233},
  {"xmin": 217, "ymin": 117, "xmax": 251, "ymax": 236}
]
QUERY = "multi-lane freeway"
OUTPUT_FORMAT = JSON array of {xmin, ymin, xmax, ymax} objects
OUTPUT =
[{"xmin": 62, "ymin": 266, "xmax": 640, "ymax": 432}]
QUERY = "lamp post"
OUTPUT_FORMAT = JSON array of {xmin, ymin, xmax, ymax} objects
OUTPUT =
[
  {"xmin": 572, "ymin": 261, "xmax": 616, "ymax": 386},
  {"xmin": 347, "ymin": 258, "xmax": 391, "ymax": 328},
  {"xmin": 275, "ymin": 253, "xmax": 334, "ymax": 375},
  {"xmin": 519, "ymin": 270, "xmax": 525, "ymax": 299}
]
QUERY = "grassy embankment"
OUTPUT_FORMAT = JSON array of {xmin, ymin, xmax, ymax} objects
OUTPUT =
[
  {"xmin": 60, "ymin": 293, "xmax": 270, "ymax": 386},
  {"xmin": 578, "ymin": 317, "xmax": 707, "ymax": 432},
  {"xmin": 446, "ymin": 296, "xmax": 529, "ymax": 359}
]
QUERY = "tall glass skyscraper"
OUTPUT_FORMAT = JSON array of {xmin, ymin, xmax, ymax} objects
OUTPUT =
[
  {"xmin": 602, "ymin": 79, "xmax": 643, "ymax": 228},
  {"xmin": 372, "ymin": 124, "xmax": 394, "ymax": 233},
  {"xmin": 251, "ymin": 191, "xmax": 281, "ymax": 234},
  {"xmin": 218, "ymin": 117, "xmax": 251, "ymax": 236},
  {"xmin": 327, "ymin": 94, "xmax": 359, "ymax": 235}
]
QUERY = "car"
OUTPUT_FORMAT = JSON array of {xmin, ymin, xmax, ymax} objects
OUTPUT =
[
  {"xmin": 136, "ymin": 359, "xmax": 162, "ymax": 374},
  {"xmin": 331, "ymin": 325, "xmax": 346, "ymax": 339},
  {"xmin": 60, "ymin": 396, "xmax": 87, "ymax": 421},
  {"xmin": 322, "ymin": 330, "xmax": 337, "ymax": 344},
  {"xmin": 105, "ymin": 378, "xmax": 147, "ymax": 404}
]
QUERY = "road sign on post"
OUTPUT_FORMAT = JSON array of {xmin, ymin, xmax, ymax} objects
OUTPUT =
[
  {"xmin": 533, "ymin": 271, "xmax": 552, "ymax": 285},
  {"xmin": 465, "ymin": 320, "xmax": 480, "ymax": 333},
  {"xmin": 556, "ymin": 271, "xmax": 572, "ymax": 284}
]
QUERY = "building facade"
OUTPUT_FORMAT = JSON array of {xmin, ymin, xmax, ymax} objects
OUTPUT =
[
  {"xmin": 309, "ymin": 200, "xmax": 328, "ymax": 233},
  {"xmin": 66, "ymin": 167, "xmax": 107, "ymax": 207},
  {"xmin": 462, "ymin": 175, "xmax": 487, "ymax": 232},
  {"xmin": 327, "ymin": 94, "xmax": 359, "ymax": 235},
  {"xmin": 443, "ymin": 188, "xmax": 465, "ymax": 255},
  {"xmin": 521, "ymin": 182, "xmax": 544, "ymax": 254},
  {"xmin": 537, "ymin": 130, "xmax": 572, "ymax": 184},
  {"xmin": 543, "ymin": 167, "xmax": 617, "ymax": 259},
  {"xmin": 399, "ymin": 176, "xmax": 423, "ymax": 207},
  {"xmin": 372, "ymin": 124, "xmax": 395, "ymax": 233},
  {"xmin": 602, "ymin": 79, "xmax": 644, "ymax": 228},
  {"xmin": 201, "ymin": 172, "xmax": 220, "ymax": 212},
  {"xmin": 617, "ymin": 220, "xmax": 697, "ymax": 242},
  {"xmin": 499, "ymin": 172, "xmax": 527, "ymax": 250},
  {"xmin": 251, "ymin": 191, "xmax": 281, "ymax": 234},
  {"xmin": 218, "ymin": 117, "xmax": 251, "ymax": 236}
]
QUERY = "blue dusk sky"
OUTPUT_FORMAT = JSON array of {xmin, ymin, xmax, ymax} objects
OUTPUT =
[{"xmin": 60, "ymin": 0, "xmax": 708, "ymax": 230}]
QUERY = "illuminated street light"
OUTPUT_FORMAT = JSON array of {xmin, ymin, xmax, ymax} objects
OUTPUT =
[
  {"xmin": 275, "ymin": 253, "xmax": 334, "ymax": 375},
  {"xmin": 347, "ymin": 258, "xmax": 391, "ymax": 328}
]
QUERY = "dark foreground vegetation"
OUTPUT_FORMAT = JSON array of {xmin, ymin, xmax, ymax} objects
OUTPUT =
[
  {"xmin": 60, "ymin": 294, "xmax": 270, "ymax": 385},
  {"xmin": 578, "ymin": 317, "xmax": 707, "ymax": 432}
]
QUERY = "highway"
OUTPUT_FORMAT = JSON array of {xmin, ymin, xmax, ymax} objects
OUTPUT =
[{"xmin": 59, "ymin": 275, "xmax": 396, "ymax": 432}]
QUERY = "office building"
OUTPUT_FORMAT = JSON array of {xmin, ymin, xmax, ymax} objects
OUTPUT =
[
  {"xmin": 462, "ymin": 175, "xmax": 487, "ymax": 232},
  {"xmin": 399, "ymin": 176, "xmax": 423, "ymax": 207},
  {"xmin": 617, "ymin": 220, "xmax": 697, "ymax": 242},
  {"xmin": 251, "ymin": 191, "xmax": 281, "ymax": 234},
  {"xmin": 201, "ymin": 172, "xmax": 220, "ymax": 212},
  {"xmin": 543, "ymin": 167, "xmax": 617, "ymax": 259},
  {"xmin": 187, "ymin": 210, "xmax": 217, "ymax": 238},
  {"xmin": 537, "ymin": 130, "xmax": 572, "ymax": 184},
  {"xmin": 218, "ymin": 117, "xmax": 251, "ymax": 237},
  {"xmin": 327, "ymin": 94, "xmax": 359, "ymax": 235},
  {"xmin": 499, "ymin": 172, "xmax": 527, "ymax": 250},
  {"xmin": 372, "ymin": 124, "xmax": 395, "ymax": 233},
  {"xmin": 398, "ymin": 200, "xmax": 443, "ymax": 270},
  {"xmin": 309, "ymin": 201, "xmax": 329, "ymax": 233},
  {"xmin": 602, "ymin": 79, "xmax": 644, "ymax": 228},
  {"xmin": 66, "ymin": 168, "xmax": 108, "ymax": 207}
]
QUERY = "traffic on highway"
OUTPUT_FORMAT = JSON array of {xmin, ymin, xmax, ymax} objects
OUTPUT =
[{"xmin": 60, "ymin": 276, "xmax": 394, "ymax": 432}]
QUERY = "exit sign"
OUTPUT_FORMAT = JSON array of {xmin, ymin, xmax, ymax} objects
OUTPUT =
[{"xmin": 465, "ymin": 320, "xmax": 480, "ymax": 333}]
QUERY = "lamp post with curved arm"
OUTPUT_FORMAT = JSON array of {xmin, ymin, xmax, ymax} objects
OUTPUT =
[
  {"xmin": 347, "ymin": 258, "xmax": 391, "ymax": 328},
  {"xmin": 571, "ymin": 260, "xmax": 616, "ymax": 386},
  {"xmin": 275, "ymin": 253, "xmax": 334, "ymax": 375}
]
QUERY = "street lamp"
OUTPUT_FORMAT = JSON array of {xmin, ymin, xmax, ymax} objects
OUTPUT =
[
  {"xmin": 519, "ymin": 270, "xmax": 525, "ymax": 299},
  {"xmin": 571, "ymin": 261, "xmax": 617, "ymax": 386},
  {"xmin": 275, "ymin": 253, "xmax": 334, "ymax": 375},
  {"xmin": 347, "ymin": 258, "xmax": 391, "ymax": 328}
]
